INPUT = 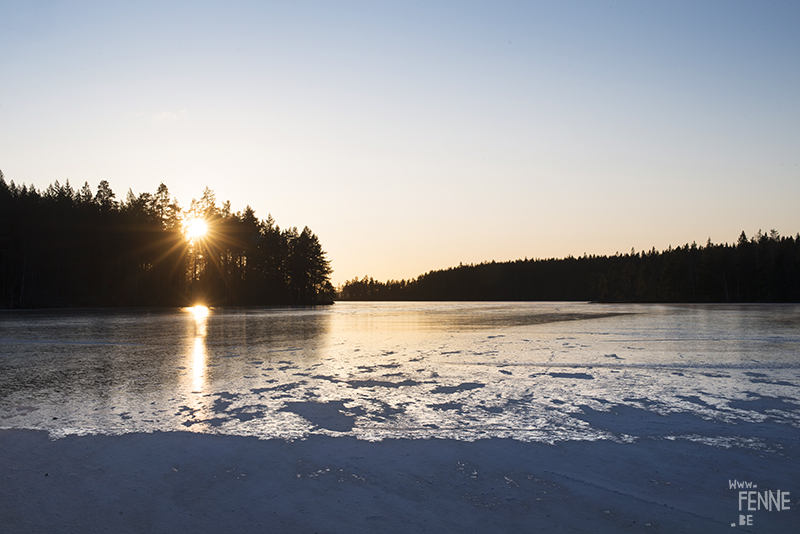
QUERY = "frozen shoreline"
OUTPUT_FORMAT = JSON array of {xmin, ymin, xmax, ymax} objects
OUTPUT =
[{"xmin": 2, "ymin": 423, "xmax": 798, "ymax": 533}]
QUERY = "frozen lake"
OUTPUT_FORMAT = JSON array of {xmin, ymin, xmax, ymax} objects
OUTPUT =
[{"xmin": 1, "ymin": 302, "xmax": 799, "ymax": 446}]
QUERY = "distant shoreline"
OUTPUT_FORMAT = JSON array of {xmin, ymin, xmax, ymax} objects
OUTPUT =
[
  {"xmin": 5, "ymin": 299, "xmax": 800, "ymax": 312},
  {"xmin": 338, "ymin": 230, "xmax": 800, "ymax": 304}
]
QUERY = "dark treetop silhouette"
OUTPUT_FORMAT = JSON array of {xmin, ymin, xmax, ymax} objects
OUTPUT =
[
  {"xmin": 0, "ymin": 172, "xmax": 333, "ymax": 308},
  {"xmin": 339, "ymin": 231, "xmax": 800, "ymax": 303}
]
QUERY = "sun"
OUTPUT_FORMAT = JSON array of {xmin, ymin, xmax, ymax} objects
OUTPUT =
[{"xmin": 185, "ymin": 218, "xmax": 208, "ymax": 239}]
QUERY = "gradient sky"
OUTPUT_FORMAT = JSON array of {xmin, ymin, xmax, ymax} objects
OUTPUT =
[{"xmin": 2, "ymin": 1, "xmax": 798, "ymax": 285}]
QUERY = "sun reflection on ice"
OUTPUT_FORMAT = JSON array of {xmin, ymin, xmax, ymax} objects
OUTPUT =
[
  {"xmin": 187, "ymin": 306, "xmax": 209, "ymax": 397},
  {"xmin": 191, "ymin": 304, "xmax": 210, "ymax": 323},
  {"xmin": 192, "ymin": 337, "xmax": 206, "ymax": 393}
]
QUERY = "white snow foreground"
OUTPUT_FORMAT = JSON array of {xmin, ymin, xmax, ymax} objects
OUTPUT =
[{"xmin": 1, "ymin": 425, "xmax": 797, "ymax": 533}]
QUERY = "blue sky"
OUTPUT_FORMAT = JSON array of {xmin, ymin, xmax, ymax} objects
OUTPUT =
[{"xmin": 2, "ymin": 1, "xmax": 798, "ymax": 284}]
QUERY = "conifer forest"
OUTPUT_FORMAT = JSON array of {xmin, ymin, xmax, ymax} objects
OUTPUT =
[{"xmin": 0, "ymin": 173, "xmax": 333, "ymax": 308}]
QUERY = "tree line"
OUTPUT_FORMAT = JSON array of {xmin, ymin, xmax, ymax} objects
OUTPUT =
[
  {"xmin": 339, "ymin": 231, "xmax": 800, "ymax": 302},
  {"xmin": 0, "ymin": 171, "xmax": 333, "ymax": 308}
]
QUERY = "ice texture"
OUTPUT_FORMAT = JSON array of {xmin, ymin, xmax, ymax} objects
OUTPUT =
[{"xmin": 1, "ymin": 302, "xmax": 798, "ymax": 448}]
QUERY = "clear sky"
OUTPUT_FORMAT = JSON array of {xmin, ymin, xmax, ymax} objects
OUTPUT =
[{"xmin": 2, "ymin": 1, "xmax": 798, "ymax": 285}]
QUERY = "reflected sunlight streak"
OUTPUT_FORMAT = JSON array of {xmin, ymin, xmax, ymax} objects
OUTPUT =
[
  {"xmin": 187, "ymin": 306, "xmax": 209, "ymax": 395},
  {"xmin": 192, "ymin": 336, "xmax": 206, "ymax": 394},
  {"xmin": 191, "ymin": 305, "xmax": 210, "ymax": 322}
]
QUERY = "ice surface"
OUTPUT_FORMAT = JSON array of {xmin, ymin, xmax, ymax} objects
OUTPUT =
[{"xmin": 1, "ymin": 302, "xmax": 798, "ymax": 448}]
